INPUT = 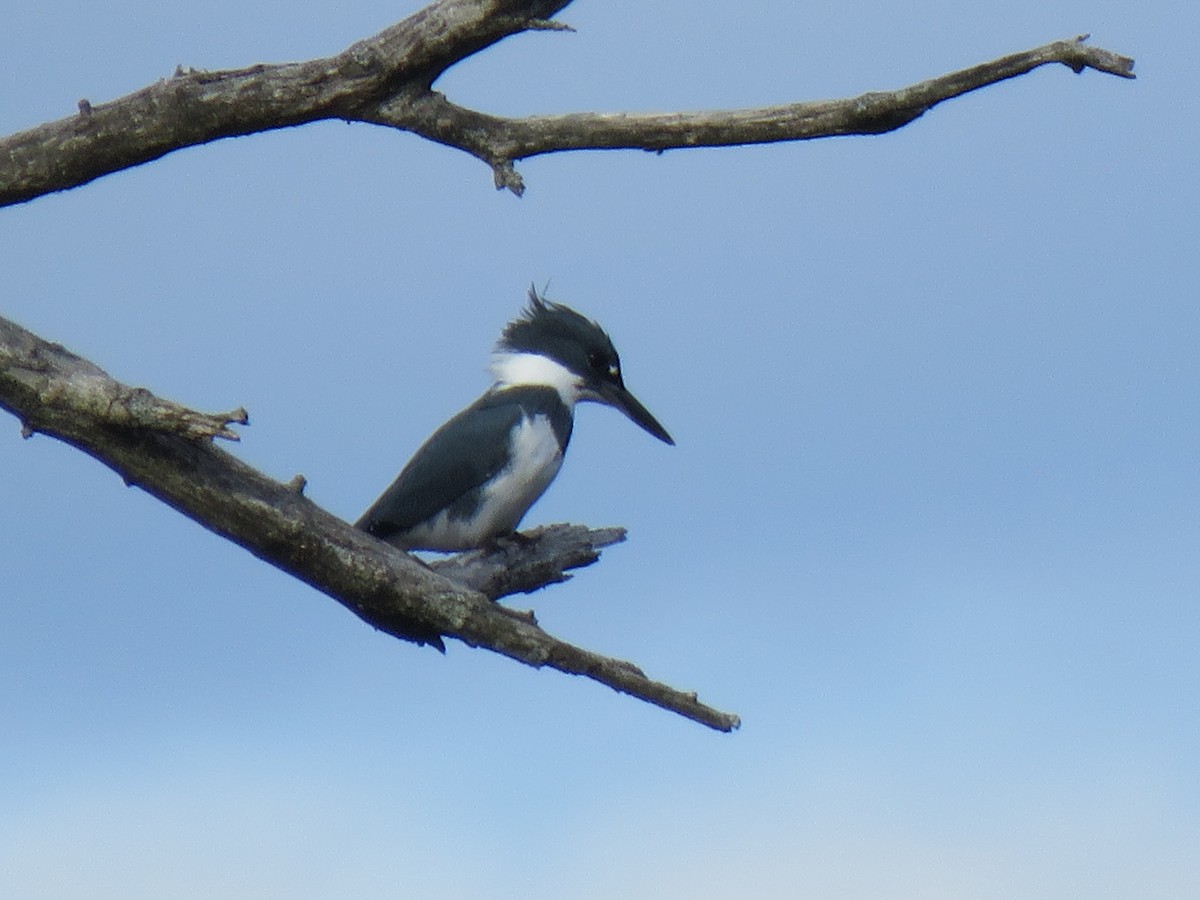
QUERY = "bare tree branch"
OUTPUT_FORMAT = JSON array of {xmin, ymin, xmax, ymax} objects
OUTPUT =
[
  {"xmin": 0, "ymin": 313, "xmax": 741, "ymax": 732},
  {"xmin": 428, "ymin": 524, "xmax": 629, "ymax": 599},
  {"xmin": 385, "ymin": 34, "xmax": 1136, "ymax": 193},
  {"xmin": 0, "ymin": 0, "xmax": 573, "ymax": 206},
  {"xmin": 0, "ymin": 0, "xmax": 1132, "ymax": 206}
]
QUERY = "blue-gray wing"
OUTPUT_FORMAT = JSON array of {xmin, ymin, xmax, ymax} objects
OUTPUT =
[{"xmin": 355, "ymin": 395, "xmax": 524, "ymax": 539}]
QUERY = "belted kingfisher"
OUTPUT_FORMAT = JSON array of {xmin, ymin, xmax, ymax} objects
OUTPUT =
[{"xmin": 356, "ymin": 288, "xmax": 674, "ymax": 552}]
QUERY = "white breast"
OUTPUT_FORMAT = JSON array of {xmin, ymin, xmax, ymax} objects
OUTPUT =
[
  {"xmin": 474, "ymin": 412, "xmax": 564, "ymax": 536},
  {"xmin": 400, "ymin": 412, "xmax": 565, "ymax": 551}
]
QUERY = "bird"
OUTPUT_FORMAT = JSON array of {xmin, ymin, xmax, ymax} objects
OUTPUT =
[{"xmin": 356, "ymin": 287, "xmax": 674, "ymax": 554}]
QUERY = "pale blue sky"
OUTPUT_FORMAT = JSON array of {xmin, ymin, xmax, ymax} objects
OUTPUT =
[{"xmin": 3, "ymin": 2, "xmax": 1196, "ymax": 897}]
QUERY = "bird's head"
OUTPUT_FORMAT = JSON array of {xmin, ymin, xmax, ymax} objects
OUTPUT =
[{"xmin": 491, "ymin": 287, "xmax": 674, "ymax": 445}]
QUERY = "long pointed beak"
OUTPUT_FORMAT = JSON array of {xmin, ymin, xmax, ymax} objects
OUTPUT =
[{"xmin": 597, "ymin": 382, "xmax": 675, "ymax": 446}]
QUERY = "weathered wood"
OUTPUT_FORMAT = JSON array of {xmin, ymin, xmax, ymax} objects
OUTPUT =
[{"xmin": 0, "ymin": 8, "xmax": 1132, "ymax": 206}]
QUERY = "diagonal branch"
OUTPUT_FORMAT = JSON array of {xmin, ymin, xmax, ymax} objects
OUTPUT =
[
  {"xmin": 0, "ymin": 1, "xmax": 1132, "ymax": 206},
  {"xmin": 0, "ymin": 313, "xmax": 740, "ymax": 732}
]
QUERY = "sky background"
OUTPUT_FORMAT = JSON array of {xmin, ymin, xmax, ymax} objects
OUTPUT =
[{"xmin": 1, "ymin": 1, "xmax": 1195, "ymax": 897}]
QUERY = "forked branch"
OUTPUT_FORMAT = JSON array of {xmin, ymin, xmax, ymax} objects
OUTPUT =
[{"xmin": 0, "ymin": 0, "xmax": 1132, "ymax": 205}]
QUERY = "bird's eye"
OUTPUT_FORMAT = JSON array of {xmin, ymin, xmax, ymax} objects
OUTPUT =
[{"xmin": 588, "ymin": 350, "xmax": 621, "ymax": 382}]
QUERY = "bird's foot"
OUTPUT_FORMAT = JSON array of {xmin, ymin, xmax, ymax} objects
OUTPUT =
[{"xmin": 478, "ymin": 530, "xmax": 538, "ymax": 557}]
